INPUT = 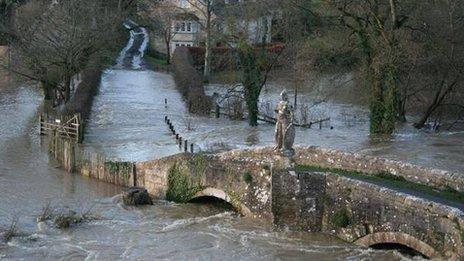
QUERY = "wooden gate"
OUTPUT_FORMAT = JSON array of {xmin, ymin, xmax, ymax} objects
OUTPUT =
[{"xmin": 39, "ymin": 113, "xmax": 82, "ymax": 143}]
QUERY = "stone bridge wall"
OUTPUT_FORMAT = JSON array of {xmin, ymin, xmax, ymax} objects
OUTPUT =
[
  {"xmin": 49, "ymin": 144, "xmax": 464, "ymax": 258},
  {"xmin": 273, "ymin": 170, "xmax": 464, "ymax": 259},
  {"xmin": 135, "ymin": 153, "xmax": 273, "ymax": 219},
  {"xmin": 0, "ymin": 46, "xmax": 10, "ymax": 87},
  {"xmin": 217, "ymin": 146, "xmax": 464, "ymax": 192}
]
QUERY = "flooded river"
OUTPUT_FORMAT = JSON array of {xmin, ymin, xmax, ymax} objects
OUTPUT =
[
  {"xmin": 0, "ymin": 24, "xmax": 455, "ymax": 260},
  {"xmin": 0, "ymin": 83, "xmax": 409, "ymax": 260}
]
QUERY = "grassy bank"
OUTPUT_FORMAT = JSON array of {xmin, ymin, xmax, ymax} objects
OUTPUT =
[{"xmin": 145, "ymin": 48, "xmax": 169, "ymax": 71}]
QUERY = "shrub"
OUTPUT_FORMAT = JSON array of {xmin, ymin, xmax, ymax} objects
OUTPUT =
[
  {"xmin": 171, "ymin": 47, "xmax": 211, "ymax": 114},
  {"xmin": 61, "ymin": 69, "xmax": 102, "ymax": 121}
]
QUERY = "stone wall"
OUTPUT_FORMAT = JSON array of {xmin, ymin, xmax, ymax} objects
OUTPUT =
[
  {"xmin": 135, "ymin": 153, "xmax": 273, "ymax": 219},
  {"xmin": 293, "ymin": 146, "xmax": 464, "ymax": 192},
  {"xmin": 48, "ymin": 133, "xmax": 136, "ymax": 187},
  {"xmin": 216, "ymin": 146, "xmax": 464, "ymax": 192},
  {"xmin": 271, "ymin": 169, "xmax": 464, "ymax": 259},
  {"xmin": 0, "ymin": 46, "xmax": 10, "ymax": 87}
]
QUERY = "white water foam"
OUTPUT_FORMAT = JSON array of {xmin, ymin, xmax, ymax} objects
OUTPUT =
[
  {"xmin": 160, "ymin": 212, "xmax": 234, "ymax": 232},
  {"xmin": 132, "ymin": 27, "xmax": 149, "ymax": 70},
  {"xmin": 116, "ymin": 30, "xmax": 135, "ymax": 68}
]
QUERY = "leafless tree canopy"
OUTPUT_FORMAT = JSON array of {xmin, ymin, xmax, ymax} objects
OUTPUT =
[{"xmin": 1, "ymin": 0, "xmax": 126, "ymax": 105}]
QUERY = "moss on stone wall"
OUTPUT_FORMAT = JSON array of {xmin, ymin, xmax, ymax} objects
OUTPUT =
[
  {"xmin": 225, "ymin": 189, "xmax": 244, "ymax": 214},
  {"xmin": 105, "ymin": 161, "xmax": 132, "ymax": 173},
  {"xmin": 332, "ymin": 208, "xmax": 350, "ymax": 228},
  {"xmin": 243, "ymin": 172, "xmax": 253, "ymax": 184},
  {"xmin": 166, "ymin": 163, "xmax": 204, "ymax": 203},
  {"xmin": 192, "ymin": 154, "xmax": 207, "ymax": 176}
]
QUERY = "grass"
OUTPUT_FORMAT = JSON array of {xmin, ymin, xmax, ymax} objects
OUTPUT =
[
  {"xmin": 144, "ymin": 54, "xmax": 169, "ymax": 71},
  {"xmin": 1, "ymin": 216, "xmax": 19, "ymax": 242},
  {"xmin": 295, "ymin": 165, "xmax": 464, "ymax": 205},
  {"xmin": 209, "ymin": 70, "xmax": 241, "ymax": 84},
  {"xmin": 36, "ymin": 203, "xmax": 95, "ymax": 229}
]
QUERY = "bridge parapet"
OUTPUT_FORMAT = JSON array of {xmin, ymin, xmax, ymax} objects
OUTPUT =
[
  {"xmin": 273, "ymin": 170, "xmax": 464, "ymax": 259},
  {"xmin": 218, "ymin": 146, "xmax": 464, "ymax": 192},
  {"xmin": 135, "ymin": 152, "xmax": 274, "ymax": 219}
]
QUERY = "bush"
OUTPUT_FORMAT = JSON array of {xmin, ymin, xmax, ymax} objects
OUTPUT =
[
  {"xmin": 61, "ymin": 69, "xmax": 102, "ymax": 121},
  {"xmin": 171, "ymin": 47, "xmax": 211, "ymax": 114},
  {"xmin": 188, "ymin": 43, "xmax": 285, "ymax": 73}
]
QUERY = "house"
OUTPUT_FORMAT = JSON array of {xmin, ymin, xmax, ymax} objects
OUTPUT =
[{"xmin": 143, "ymin": 0, "xmax": 276, "ymax": 55}]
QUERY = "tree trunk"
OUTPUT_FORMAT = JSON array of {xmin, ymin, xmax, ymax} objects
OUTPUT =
[
  {"xmin": 41, "ymin": 80, "xmax": 54, "ymax": 101},
  {"xmin": 245, "ymin": 86, "xmax": 259, "ymax": 126},
  {"xmin": 240, "ymin": 44, "xmax": 262, "ymax": 126},
  {"xmin": 63, "ymin": 75, "xmax": 72, "ymax": 103},
  {"xmin": 203, "ymin": 8, "xmax": 212, "ymax": 78},
  {"xmin": 165, "ymin": 40, "xmax": 171, "ymax": 65}
]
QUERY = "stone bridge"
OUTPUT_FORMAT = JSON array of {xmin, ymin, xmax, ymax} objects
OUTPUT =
[{"xmin": 59, "ymin": 144, "xmax": 464, "ymax": 259}]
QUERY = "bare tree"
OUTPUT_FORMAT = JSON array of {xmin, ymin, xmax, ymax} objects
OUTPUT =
[
  {"xmin": 2, "ymin": 0, "xmax": 122, "ymax": 105},
  {"xmin": 410, "ymin": 0, "xmax": 464, "ymax": 129},
  {"xmin": 184, "ymin": 0, "xmax": 215, "ymax": 78},
  {"xmin": 138, "ymin": 0, "xmax": 182, "ymax": 64}
]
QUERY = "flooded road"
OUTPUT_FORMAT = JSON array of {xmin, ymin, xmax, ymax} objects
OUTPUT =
[
  {"xmin": 0, "ymin": 24, "xmax": 441, "ymax": 260},
  {"xmin": 85, "ymin": 63, "xmax": 464, "ymax": 173}
]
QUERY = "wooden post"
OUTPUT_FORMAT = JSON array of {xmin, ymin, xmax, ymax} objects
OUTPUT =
[
  {"xmin": 39, "ymin": 114, "xmax": 43, "ymax": 135},
  {"xmin": 165, "ymin": 116, "xmax": 168, "ymax": 123},
  {"xmin": 77, "ymin": 113, "xmax": 82, "ymax": 143},
  {"xmin": 179, "ymin": 137, "xmax": 182, "ymax": 148},
  {"xmin": 184, "ymin": 140, "xmax": 188, "ymax": 152},
  {"xmin": 176, "ymin": 134, "xmax": 179, "ymax": 140},
  {"xmin": 190, "ymin": 143, "xmax": 194, "ymax": 153},
  {"xmin": 215, "ymin": 104, "xmax": 220, "ymax": 118}
]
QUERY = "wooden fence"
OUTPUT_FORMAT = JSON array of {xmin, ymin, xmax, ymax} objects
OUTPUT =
[{"xmin": 39, "ymin": 113, "xmax": 83, "ymax": 143}]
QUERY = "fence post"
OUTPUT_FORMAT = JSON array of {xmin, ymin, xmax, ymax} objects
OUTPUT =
[
  {"xmin": 39, "ymin": 114, "xmax": 43, "ymax": 135},
  {"xmin": 190, "ymin": 143, "xmax": 194, "ymax": 153},
  {"xmin": 184, "ymin": 140, "xmax": 188, "ymax": 152},
  {"xmin": 215, "ymin": 104, "xmax": 220, "ymax": 118},
  {"xmin": 77, "ymin": 113, "xmax": 83, "ymax": 143}
]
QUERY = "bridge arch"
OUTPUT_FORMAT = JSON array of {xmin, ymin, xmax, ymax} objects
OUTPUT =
[
  {"xmin": 190, "ymin": 188, "xmax": 252, "ymax": 217},
  {"xmin": 355, "ymin": 232, "xmax": 438, "ymax": 258}
]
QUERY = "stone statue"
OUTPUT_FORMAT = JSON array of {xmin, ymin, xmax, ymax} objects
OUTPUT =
[{"xmin": 274, "ymin": 90, "xmax": 295, "ymax": 157}]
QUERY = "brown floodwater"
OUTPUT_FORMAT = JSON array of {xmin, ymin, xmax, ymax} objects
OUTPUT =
[{"xmin": 0, "ymin": 25, "xmax": 449, "ymax": 260}]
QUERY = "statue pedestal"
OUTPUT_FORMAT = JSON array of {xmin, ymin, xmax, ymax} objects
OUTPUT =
[
  {"xmin": 277, "ymin": 151, "xmax": 295, "ymax": 169},
  {"xmin": 280, "ymin": 149, "xmax": 295, "ymax": 158}
]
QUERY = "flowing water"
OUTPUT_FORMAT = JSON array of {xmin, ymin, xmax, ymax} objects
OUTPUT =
[{"xmin": 0, "ymin": 24, "xmax": 458, "ymax": 260}]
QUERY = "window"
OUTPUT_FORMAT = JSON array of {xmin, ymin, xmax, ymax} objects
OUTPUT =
[{"xmin": 175, "ymin": 21, "xmax": 194, "ymax": 32}]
